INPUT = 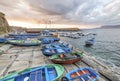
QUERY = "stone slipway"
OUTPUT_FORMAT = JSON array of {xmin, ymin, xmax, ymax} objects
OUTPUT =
[
  {"xmin": 0, "ymin": 44, "xmax": 13, "ymax": 54},
  {"xmin": 0, "ymin": 44, "xmax": 119, "ymax": 81}
]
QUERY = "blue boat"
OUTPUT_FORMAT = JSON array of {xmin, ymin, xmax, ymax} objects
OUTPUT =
[
  {"xmin": 8, "ymin": 35, "xmax": 40, "ymax": 38},
  {"xmin": 61, "ymin": 67, "xmax": 99, "ymax": 81},
  {"xmin": 0, "ymin": 37, "xmax": 26, "ymax": 43},
  {"xmin": 8, "ymin": 33, "xmax": 40, "ymax": 37},
  {"xmin": 6, "ymin": 36, "xmax": 27, "ymax": 40},
  {"xmin": 0, "ymin": 64, "xmax": 64, "ymax": 81},
  {"xmin": 42, "ymin": 48, "xmax": 66, "ymax": 56},
  {"xmin": 85, "ymin": 38, "xmax": 94, "ymax": 46},
  {"xmin": 40, "ymin": 37, "xmax": 60, "ymax": 44},
  {"xmin": 8, "ymin": 33, "xmax": 40, "ymax": 38},
  {"xmin": 0, "ymin": 37, "xmax": 8, "ymax": 43},
  {"xmin": 8, "ymin": 39, "xmax": 41, "ymax": 46},
  {"xmin": 42, "ymin": 44, "xmax": 72, "ymax": 56},
  {"xmin": 43, "ymin": 43, "xmax": 69, "ymax": 49}
]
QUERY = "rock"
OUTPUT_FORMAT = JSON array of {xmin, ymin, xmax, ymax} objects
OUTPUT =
[{"xmin": 0, "ymin": 12, "xmax": 11, "ymax": 34}]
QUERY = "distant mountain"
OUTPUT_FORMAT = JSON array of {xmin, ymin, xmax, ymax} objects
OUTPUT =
[{"xmin": 100, "ymin": 25, "xmax": 120, "ymax": 29}]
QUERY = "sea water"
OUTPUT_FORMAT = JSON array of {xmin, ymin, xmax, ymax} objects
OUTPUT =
[{"xmin": 64, "ymin": 29, "xmax": 120, "ymax": 68}]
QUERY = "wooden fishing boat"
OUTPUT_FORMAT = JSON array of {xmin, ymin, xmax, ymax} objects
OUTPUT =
[
  {"xmin": 50, "ymin": 51, "xmax": 83, "ymax": 64},
  {"xmin": 43, "ymin": 43, "xmax": 69, "ymax": 49},
  {"xmin": 85, "ymin": 38, "xmax": 94, "ymax": 46},
  {"xmin": 42, "ymin": 48, "xmax": 66, "ymax": 56},
  {"xmin": 8, "ymin": 39, "xmax": 41, "ymax": 46},
  {"xmin": 42, "ymin": 48, "xmax": 72, "ymax": 56},
  {"xmin": 8, "ymin": 35, "xmax": 40, "ymax": 38},
  {"xmin": 0, "ymin": 64, "xmax": 64, "ymax": 81},
  {"xmin": 42, "ymin": 43, "xmax": 72, "ymax": 55},
  {"xmin": 5, "ymin": 36, "xmax": 27, "ymax": 40},
  {"xmin": 0, "ymin": 37, "xmax": 8, "ymax": 43},
  {"xmin": 61, "ymin": 67, "xmax": 99, "ymax": 81},
  {"xmin": 40, "ymin": 37, "xmax": 60, "ymax": 44},
  {"xmin": 8, "ymin": 33, "xmax": 40, "ymax": 37}
]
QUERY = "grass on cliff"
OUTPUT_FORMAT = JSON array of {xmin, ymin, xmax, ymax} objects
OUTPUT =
[{"xmin": 0, "ymin": 26, "xmax": 11, "ymax": 34}]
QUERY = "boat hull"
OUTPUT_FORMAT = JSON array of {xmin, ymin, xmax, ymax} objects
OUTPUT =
[
  {"xmin": 40, "ymin": 37, "xmax": 60, "ymax": 44},
  {"xmin": 51, "ymin": 52, "xmax": 83, "ymax": 64},
  {"xmin": 62, "ymin": 67, "xmax": 99, "ymax": 81},
  {"xmin": 0, "ymin": 38, "xmax": 8, "ymax": 43},
  {"xmin": 51, "ymin": 57, "xmax": 82, "ymax": 64},
  {"xmin": 8, "ymin": 40, "xmax": 41, "ymax": 46},
  {"xmin": 10, "ymin": 43, "xmax": 41, "ymax": 46},
  {"xmin": 85, "ymin": 38, "xmax": 94, "ymax": 46},
  {"xmin": 8, "ymin": 33, "xmax": 40, "ymax": 37},
  {"xmin": 42, "ymin": 43, "xmax": 72, "ymax": 56},
  {"xmin": 0, "ymin": 64, "xmax": 64, "ymax": 81}
]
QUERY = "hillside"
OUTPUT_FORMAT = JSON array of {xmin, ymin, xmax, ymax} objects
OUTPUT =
[
  {"xmin": 100, "ymin": 25, "xmax": 120, "ymax": 29},
  {"xmin": 0, "ymin": 12, "xmax": 11, "ymax": 34}
]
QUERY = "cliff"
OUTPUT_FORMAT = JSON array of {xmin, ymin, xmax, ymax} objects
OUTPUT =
[{"xmin": 0, "ymin": 12, "xmax": 11, "ymax": 34}]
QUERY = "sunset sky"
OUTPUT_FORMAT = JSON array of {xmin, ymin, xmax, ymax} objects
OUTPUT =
[{"xmin": 0, "ymin": 0, "xmax": 120, "ymax": 28}]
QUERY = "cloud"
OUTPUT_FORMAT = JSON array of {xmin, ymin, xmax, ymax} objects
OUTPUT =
[{"xmin": 0, "ymin": 0, "xmax": 120, "ymax": 26}]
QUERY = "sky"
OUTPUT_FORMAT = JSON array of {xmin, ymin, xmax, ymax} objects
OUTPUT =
[{"xmin": 0, "ymin": 0, "xmax": 120, "ymax": 28}]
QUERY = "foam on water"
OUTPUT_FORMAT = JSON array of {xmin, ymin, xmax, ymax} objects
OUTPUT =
[{"xmin": 64, "ymin": 29, "xmax": 120, "ymax": 68}]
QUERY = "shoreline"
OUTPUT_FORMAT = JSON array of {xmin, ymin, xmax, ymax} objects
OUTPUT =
[
  {"xmin": 60, "ymin": 37, "xmax": 120, "ymax": 81},
  {"xmin": 0, "ymin": 35, "xmax": 119, "ymax": 81}
]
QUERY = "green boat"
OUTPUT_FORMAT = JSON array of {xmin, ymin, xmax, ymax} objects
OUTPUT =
[
  {"xmin": 50, "ymin": 51, "xmax": 83, "ymax": 64},
  {"xmin": 0, "ymin": 64, "xmax": 64, "ymax": 81},
  {"xmin": 8, "ymin": 39, "xmax": 41, "ymax": 46}
]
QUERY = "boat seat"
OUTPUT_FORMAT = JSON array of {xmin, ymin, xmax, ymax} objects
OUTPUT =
[
  {"xmin": 74, "ymin": 71, "xmax": 85, "ymax": 81},
  {"xmin": 64, "ymin": 54, "xmax": 77, "ymax": 58},
  {"xmin": 76, "ymin": 70, "xmax": 92, "ymax": 81},
  {"xmin": 79, "ymin": 74, "xmax": 90, "ymax": 81},
  {"xmin": 56, "ymin": 49, "xmax": 65, "ymax": 53},
  {"xmin": 30, "ymin": 70, "xmax": 42, "ymax": 81},
  {"xmin": 81, "ymin": 70, "xmax": 91, "ymax": 79}
]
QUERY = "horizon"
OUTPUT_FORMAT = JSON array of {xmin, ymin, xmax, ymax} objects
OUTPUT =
[
  {"xmin": 8, "ymin": 20, "xmax": 99, "ymax": 29},
  {"xmin": 0, "ymin": 0, "xmax": 120, "ymax": 28}
]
